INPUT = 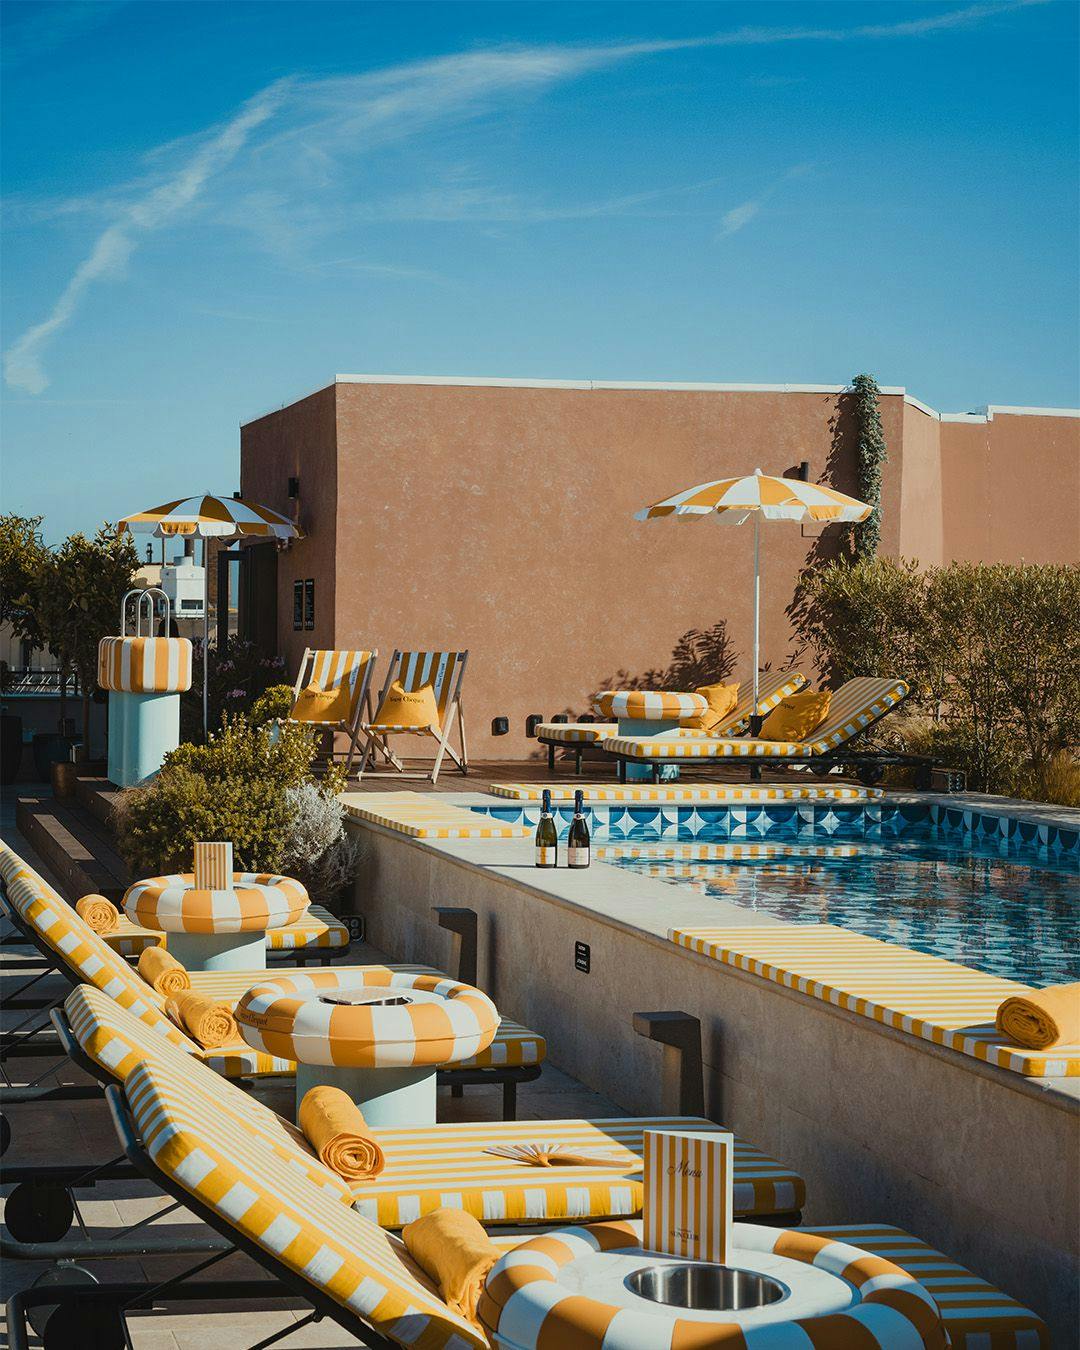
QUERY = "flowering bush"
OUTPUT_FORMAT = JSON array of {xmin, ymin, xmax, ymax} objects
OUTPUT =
[
  {"xmin": 115, "ymin": 716, "xmax": 347, "ymax": 884},
  {"xmin": 180, "ymin": 636, "xmax": 287, "ymax": 741}
]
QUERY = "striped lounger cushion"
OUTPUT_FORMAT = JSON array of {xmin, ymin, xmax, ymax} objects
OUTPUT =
[
  {"xmin": 608, "ymin": 676, "xmax": 909, "ymax": 760},
  {"xmin": 69, "ymin": 987, "xmax": 802, "ymax": 1229},
  {"xmin": 99, "ymin": 904, "xmax": 350, "ymax": 956},
  {"xmin": 124, "ymin": 1057, "xmax": 486, "ymax": 1349},
  {"xmin": 671, "ymin": 924, "xmax": 1080, "ymax": 1077},
  {"xmin": 535, "ymin": 722, "xmax": 618, "ymax": 744}
]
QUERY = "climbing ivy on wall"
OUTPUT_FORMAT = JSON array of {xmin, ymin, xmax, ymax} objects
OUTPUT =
[{"xmin": 851, "ymin": 372, "xmax": 888, "ymax": 558}]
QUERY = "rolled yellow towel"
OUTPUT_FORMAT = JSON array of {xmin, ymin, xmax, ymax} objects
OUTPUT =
[
  {"xmin": 167, "ymin": 991, "xmax": 237, "ymax": 1049},
  {"xmin": 996, "ymin": 982, "xmax": 1080, "ymax": 1050},
  {"xmin": 138, "ymin": 946, "xmax": 191, "ymax": 997},
  {"xmin": 75, "ymin": 894, "xmax": 120, "ymax": 934},
  {"xmin": 402, "ymin": 1207, "xmax": 500, "ymax": 1328},
  {"xmin": 298, "ymin": 1086, "xmax": 386, "ymax": 1181}
]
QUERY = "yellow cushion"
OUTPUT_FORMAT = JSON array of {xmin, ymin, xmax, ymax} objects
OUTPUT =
[
  {"xmin": 759, "ymin": 690, "xmax": 832, "ymax": 742},
  {"xmin": 372, "ymin": 681, "xmax": 440, "ymax": 729},
  {"xmin": 681, "ymin": 681, "xmax": 740, "ymax": 732},
  {"xmin": 291, "ymin": 682, "xmax": 353, "ymax": 723}
]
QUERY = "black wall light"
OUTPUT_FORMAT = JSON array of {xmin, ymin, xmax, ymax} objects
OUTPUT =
[
  {"xmin": 491, "ymin": 716, "xmax": 510, "ymax": 736},
  {"xmin": 524, "ymin": 714, "xmax": 543, "ymax": 737},
  {"xmin": 287, "ymin": 476, "xmax": 300, "ymax": 499},
  {"xmin": 551, "ymin": 714, "xmax": 569, "ymax": 724}
]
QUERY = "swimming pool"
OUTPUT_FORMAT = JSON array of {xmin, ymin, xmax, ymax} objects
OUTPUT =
[{"xmin": 472, "ymin": 799, "xmax": 1079, "ymax": 986}]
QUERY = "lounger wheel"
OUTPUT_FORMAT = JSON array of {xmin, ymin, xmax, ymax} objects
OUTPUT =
[
  {"xmin": 5, "ymin": 1179, "xmax": 75, "ymax": 1242},
  {"xmin": 43, "ymin": 1295, "xmax": 125, "ymax": 1350},
  {"xmin": 0, "ymin": 1110, "xmax": 10, "ymax": 1155},
  {"xmin": 25, "ymin": 1265, "xmax": 106, "ymax": 1345}
]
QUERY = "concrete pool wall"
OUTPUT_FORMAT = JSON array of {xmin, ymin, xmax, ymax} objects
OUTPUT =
[{"xmin": 344, "ymin": 813, "xmax": 1079, "ymax": 1343}]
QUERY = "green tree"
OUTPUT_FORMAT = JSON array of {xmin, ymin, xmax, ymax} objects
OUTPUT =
[
  {"xmin": 0, "ymin": 513, "xmax": 49, "ymax": 658},
  {"xmin": 33, "ymin": 525, "xmax": 138, "ymax": 755},
  {"xmin": 850, "ymin": 373, "xmax": 888, "ymax": 558}
]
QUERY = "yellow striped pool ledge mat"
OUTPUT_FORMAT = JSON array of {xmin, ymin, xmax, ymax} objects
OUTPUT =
[
  {"xmin": 340, "ymin": 791, "xmax": 530, "ymax": 839},
  {"xmin": 487, "ymin": 782, "xmax": 883, "ymax": 802},
  {"xmin": 670, "ymin": 924, "xmax": 1080, "ymax": 1078},
  {"xmin": 596, "ymin": 842, "xmax": 859, "ymax": 861}
]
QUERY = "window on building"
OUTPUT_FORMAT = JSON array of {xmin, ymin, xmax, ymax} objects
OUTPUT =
[
  {"xmin": 304, "ymin": 579, "xmax": 315, "ymax": 630},
  {"xmin": 293, "ymin": 580, "xmax": 304, "ymax": 631}
]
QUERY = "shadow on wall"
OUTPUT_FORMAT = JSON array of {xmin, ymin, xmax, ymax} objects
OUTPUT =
[{"xmin": 784, "ymin": 393, "xmax": 861, "ymax": 680}]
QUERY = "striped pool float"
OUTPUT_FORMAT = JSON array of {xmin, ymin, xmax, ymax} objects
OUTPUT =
[
  {"xmin": 123, "ymin": 871, "xmax": 310, "ymax": 934},
  {"xmin": 479, "ymin": 1219, "xmax": 947, "ymax": 1349},
  {"xmin": 234, "ymin": 968, "xmax": 501, "ymax": 1069},
  {"xmin": 671, "ymin": 924, "xmax": 1080, "ymax": 1077}
]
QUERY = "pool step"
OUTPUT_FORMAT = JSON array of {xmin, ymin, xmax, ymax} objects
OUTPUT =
[{"xmin": 488, "ymin": 782, "xmax": 884, "ymax": 803}]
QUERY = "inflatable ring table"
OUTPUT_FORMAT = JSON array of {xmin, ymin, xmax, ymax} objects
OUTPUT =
[
  {"xmin": 591, "ymin": 691, "xmax": 709, "ymax": 782},
  {"xmin": 123, "ymin": 872, "xmax": 309, "ymax": 973},
  {"xmin": 480, "ymin": 1219, "xmax": 947, "ymax": 1350},
  {"xmin": 234, "ymin": 969, "xmax": 500, "ymax": 1125}
]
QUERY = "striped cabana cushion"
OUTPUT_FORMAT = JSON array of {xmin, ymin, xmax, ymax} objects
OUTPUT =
[
  {"xmin": 535, "ymin": 722, "xmax": 618, "ymax": 745},
  {"xmin": 609, "ymin": 676, "xmax": 908, "ymax": 759},
  {"xmin": 347, "ymin": 1117, "xmax": 803, "ymax": 1228},
  {"xmin": 341, "ymin": 791, "xmax": 530, "ymax": 839},
  {"xmin": 96, "ymin": 903, "xmax": 350, "ymax": 957},
  {"xmin": 123, "ymin": 1058, "xmax": 486, "ymax": 1349},
  {"xmin": 97, "ymin": 636, "xmax": 192, "ymax": 693},
  {"xmin": 671, "ymin": 924, "xmax": 1080, "ymax": 1077},
  {"xmin": 592, "ymin": 690, "xmax": 708, "ymax": 722}
]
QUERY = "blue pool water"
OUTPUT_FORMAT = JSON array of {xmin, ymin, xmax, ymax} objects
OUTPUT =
[{"xmin": 613, "ymin": 829, "xmax": 1078, "ymax": 987}]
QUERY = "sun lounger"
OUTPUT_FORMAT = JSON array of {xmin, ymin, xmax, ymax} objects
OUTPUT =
[
  {"xmin": 277, "ymin": 647, "xmax": 378, "ymax": 776},
  {"xmin": 537, "ymin": 669, "xmax": 808, "ymax": 773},
  {"xmin": 359, "ymin": 649, "xmax": 469, "ymax": 785},
  {"xmin": 0, "ymin": 845, "xmax": 541, "ymax": 1116},
  {"xmin": 606, "ymin": 676, "xmax": 918, "ymax": 782},
  {"xmin": 4, "ymin": 1029, "xmax": 1047, "ymax": 1349}
]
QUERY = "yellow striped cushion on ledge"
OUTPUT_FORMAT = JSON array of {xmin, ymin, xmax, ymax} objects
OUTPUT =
[{"xmin": 670, "ymin": 924, "xmax": 1080, "ymax": 1077}]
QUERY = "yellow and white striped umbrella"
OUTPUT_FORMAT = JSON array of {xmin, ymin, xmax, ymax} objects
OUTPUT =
[
  {"xmin": 119, "ymin": 494, "xmax": 304, "ymax": 540},
  {"xmin": 635, "ymin": 469, "xmax": 871, "ymax": 524},
  {"xmin": 636, "ymin": 469, "xmax": 871, "ymax": 711}
]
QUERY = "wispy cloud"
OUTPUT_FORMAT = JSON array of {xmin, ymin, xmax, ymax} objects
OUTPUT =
[
  {"xmin": 5, "ymin": 1, "xmax": 1041, "ymax": 393},
  {"xmin": 717, "ymin": 163, "xmax": 815, "ymax": 240},
  {"xmin": 4, "ymin": 82, "xmax": 287, "ymax": 394}
]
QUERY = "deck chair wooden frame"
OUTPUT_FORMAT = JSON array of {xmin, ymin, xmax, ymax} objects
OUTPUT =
[
  {"xmin": 357, "ymin": 649, "xmax": 469, "ymax": 785},
  {"xmin": 283, "ymin": 647, "xmax": 378, "ymax": 777}
]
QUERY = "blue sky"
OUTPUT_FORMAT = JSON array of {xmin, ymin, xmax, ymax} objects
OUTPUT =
[{"xmin": 2, "ymin": 0, "xmax": 1077, "ymax": 543}]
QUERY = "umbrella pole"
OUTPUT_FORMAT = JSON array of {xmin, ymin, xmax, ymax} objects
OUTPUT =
[
  {"xmin": 202, "ymin": 537, "xmax": 209, "ymax": 738},
  {"xmin": 751, "ymin": 514, "xmax": 762, "ymax": 735}
]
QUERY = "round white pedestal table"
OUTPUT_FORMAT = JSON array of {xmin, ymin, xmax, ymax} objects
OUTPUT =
[
  {"xmin": 233, "ymin": 969, "xmax": 500, "ymax": 1127},
  {"xmin": 122, "ymin": 872, "xmax": 309, "ymax": 972}
]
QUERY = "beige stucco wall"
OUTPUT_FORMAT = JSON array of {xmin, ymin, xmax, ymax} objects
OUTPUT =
[{"xmin": 897, "ymin": 403, "xmax": 944, "ymax": 564}]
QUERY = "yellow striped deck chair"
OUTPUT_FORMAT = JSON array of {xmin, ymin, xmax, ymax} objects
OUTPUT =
[
  {"xmin": 282, "ymin": 647, "xmax": 377, "ymax": 776},
  {"xmin": 66, "ymin": 985, "xmax": 804, "ymax": 1227},
  {"xmin": 359, "ymin": 649, "xmax": 468, "ymax": 785},
  {"xmin": 537, "ymin": 669, "xmax": 808, "ymax": 772},
  {"xmin": 607, "ymin": 677, "xmax": 910, "ymax": 775}
]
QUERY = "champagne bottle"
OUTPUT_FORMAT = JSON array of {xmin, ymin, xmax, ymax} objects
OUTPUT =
[
  {"xmin": 567, "ymin": 789, "xmax": 590, "ymax": 868},
  {"xmin": 535, "ymin": 788, "xmax": 558, "ymax": 868}
]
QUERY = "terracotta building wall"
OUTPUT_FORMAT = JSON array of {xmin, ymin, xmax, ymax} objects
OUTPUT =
[
  {"xmin": 240, "ymin": 380, "xmax": 1078, "ymax": 760},
  {"xmin": 240, "ymin": 385, "xmax": 338, "ymax": 676},
  {"xmin": 326, "ymin": 381, "xmax": 908, "ymax": 760}
]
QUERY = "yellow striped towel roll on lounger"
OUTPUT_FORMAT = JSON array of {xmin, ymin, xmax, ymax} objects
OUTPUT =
[
  {"xmin": 298, "ymin": 1086, "xmax": 385, "ymax": 1182},
  {"xmin": 402, "ymin": 1208, "xmax": 501, "ymax": 1329},
  {"xmin": 996, "ymin": 982, "xmax": 1080, "ymax": 1050},
  {"xmin": 165, "ymin": 991, "xmax": 236, "ymax": 1049},
  {"xmin": 138, "ymin": 945, "xmax": 191, "ymax": 997},
  {"xmin": 75, "ymin": 894, "xmax": 119, "ymax": 934}
]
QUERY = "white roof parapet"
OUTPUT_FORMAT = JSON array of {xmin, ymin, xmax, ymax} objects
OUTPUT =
[{"xmin": 239, "ymin": 374, "xmax": 1080, "ymax": 428}]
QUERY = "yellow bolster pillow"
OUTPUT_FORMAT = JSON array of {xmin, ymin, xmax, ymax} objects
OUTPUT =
[
  {"xmin": 138, "ymin": 946, "xmax": 192, "ymax": 997},
  {"xmin": 291, "ymin": 682, "xmax": 353, "ymax": 723},
  {"xmin": 996, "ymin": 983, "xmax": 1080, "ymax": 1050},
  {"xmin": 165, "ymin": 991, "xmax": 236, "ymax": 1049},
  {"xmin": 759, "ymin": 689, "xmax": 832, "ymax": 742},
  {"xmin": 681, "ymin": 681, "xmax": 740, "ymax": 732},
  {"xmin": 402, "ymin": 1207, "xmax": 501, "ymax": 1329},
  {"xmin": 75, "ymin": 894, "xmax": 120, "ymax": 934},
  {"xmin": 372, "ymin": 680, "xmax": 439, "ymax": 729},
  {"xmin": 298, "ymin": 1086, "xmax": 386, "ymax": 1182}
]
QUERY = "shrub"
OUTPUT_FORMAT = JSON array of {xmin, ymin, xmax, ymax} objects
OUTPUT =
[
  {"xmin": 249, "ymin": 683, "xmax": 295, "ymax": 726},
  {"xmin": 115, "ymin": 716, "xmax": 346, "ymax": 878},
  {"xmin": 282, "ymin": 780, "xmax": 367, "ymax": 900},
  {"xmin": 795, "ymin": 557, "xmax": 1080, "ymax": 796},
  {"xmin": 180, "ymin": 636, "xmax": 287, "ymax": 741}
]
